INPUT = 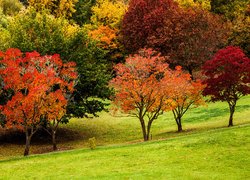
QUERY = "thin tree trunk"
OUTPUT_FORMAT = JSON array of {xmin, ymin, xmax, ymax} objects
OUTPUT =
[
  {"xmin": 24, "ymin": 131, "xmax": 31, "ymax": 156},
  {"xmin": 228, "ymin": 104, "xmax": 235, "ymax": 127},
  {"xmin": 176, "ymin": 117, "xmax": 183, "ymax": 132},
  {"xmin": 146, "ymin": 120, "xmax": 153, "ymax": 141},
  {"xmin": 140, "ymin": 118, "xmax": 148, "ymax": 141},
  {"xmin": 177, "ymin": 119, "xmax": 183, "ymax": 132},
  {"xmin": 52, "ymin": 130, "xmax": 57, "ymax": 151}
]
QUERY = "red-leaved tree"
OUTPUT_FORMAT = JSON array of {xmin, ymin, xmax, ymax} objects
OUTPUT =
[
  {"xmin": 110, "ymin": 49, "xmax": 171, "ymax": 141},
  {"xmin": 122, "ymin": 0, "xmax": 179, "ymax": 53},
  {"xmin": 122, "ymin": 0, "xmax": 229, "ymax": 77},
  {"xmin": 0, "ymin": 48, "xmax": 77, "ymax": 155},
  {"xmin": 202, "ymin": 46, "xmax": 250, "ymax": 127}
]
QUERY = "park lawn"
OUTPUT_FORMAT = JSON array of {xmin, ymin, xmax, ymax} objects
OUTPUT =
[
  {"xmin": 0, "ymin": 96, "xmax": 250, "ymax": 160},
  {"xmin": 0, "ymin": 124, "xmax": 249, "ymax": 179}
]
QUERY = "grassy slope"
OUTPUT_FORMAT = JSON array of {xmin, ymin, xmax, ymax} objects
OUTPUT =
[
  {"xmin": 0, "ymin": 96, "xmax": 250, "ymax": 160},
  {"xmin": 0, "ymin": 125, "xmax": 249, "ymax": 179}
]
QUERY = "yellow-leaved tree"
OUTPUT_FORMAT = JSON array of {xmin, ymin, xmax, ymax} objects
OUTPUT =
[
  {"xmin": 175, "ymin": 0, "xmax": 211, "ymax": 10},
  {"xmin": 28, "ymin": 0, "xmax": 78, "ymax": 18},
  {"xmin": 87, "ymin": 0, "xmax": 127, "ymax": 62}
]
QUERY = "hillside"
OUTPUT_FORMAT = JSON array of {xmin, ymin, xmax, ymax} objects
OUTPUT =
[
  {"xmin": 0, "ymin": 96, "xmax": 250, "ymax": 160},
  {"xmin": 0, "ymin": 124, "xmax": 249, "ymax": 179}
]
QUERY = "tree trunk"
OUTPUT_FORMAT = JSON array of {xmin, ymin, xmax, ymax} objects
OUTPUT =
[
  {"xmin": 228, "ymin": 104, "xmax": 235, "ymax": 127},
  {"xmin": 140, "ymin": 118, "xmax": 148, "ymax": 141},
  {"xmin": 146, "ymin": 120, "xmax": 153, "ymax": 141},
  {"xmin": 175, "ymin": 117, "xmax": 183, "ymax": 132},
  {"xmin": 52, "ymin": 130, "xmax": 57, "ymax": 151},
  {"xmin": 177, "ymin": 122, "xmax": 183, "ymax": 132},
  {"xmin": 24, "ymin": 133, "xmax": 31, "ymax": 156}
]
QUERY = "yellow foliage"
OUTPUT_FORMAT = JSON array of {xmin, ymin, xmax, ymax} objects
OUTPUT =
[
  {"xmin": 91, "ymin": 0, "xmax": 127, "ymax": 28},
  {"xmin": 28, "ymin": 0, "xmax": 78, "ymax": 18},
  {"xmin": 175, "ymin": 0, "xmax": 211, "ymax": 10}
]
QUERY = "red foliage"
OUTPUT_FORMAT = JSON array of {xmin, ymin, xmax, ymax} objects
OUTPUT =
[
  {"xmin": 202, "ymin": 46, "xmax": 250, "ymax": 126},
  {"xmin": 121, "ymin": 0, "xmax": 179, "ymax": 53},
  {"xmin": 0, "ymin": 48, "xmax": 77, "ymax": 155},
  {"xmin": 122, "ymin": 1, "xmax": 229, "ymax": 75}
]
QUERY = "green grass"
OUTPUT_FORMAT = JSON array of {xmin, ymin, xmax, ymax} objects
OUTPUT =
[
  {"xmin": 0, "ymin": 124, "xmax": 249, "ymax": 179},
  {"xmin": 0, "ymin": 96, "xmax": 250, "ymax": 160}
]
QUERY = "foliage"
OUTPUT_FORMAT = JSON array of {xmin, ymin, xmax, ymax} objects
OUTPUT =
[
  {"xmin": 72, "ymin": 0, "xmax": 96, "ymax": 26},
  {"xmin": 7, "ymin": 9, "xmax": 111, "ymax": 118},
  {"xmin": 61, "ymin": 30, "xmax": 112, "ymax": 118},
  {"xmin": 210, "ymin": 0, "xmax": 249, "ymax": 21},
  {"xmin": 121, "ymin": 0, "xmax": 228, "ymax": 75},
  {"xmin": 86, "ymin": 0, "xmax": 127, "ymax": 63},
  {"xmin": 121, "ymin": 0, "xmax": 179, "ymax": 54},
  {"xmin": 175, "ymin": 0, "xmax": 210, "ymax": 10},
  {"xmin": 0, "ymin": 0, "xmax": 23, "ymax": 16},
  {"xmin": 0, "ymin": 48, "xmax": 77, "ymax": 155},
  {"xmin": 202, "ymin": 46, "xmax": 250, "ymax": 127},
  {"xmin": 0, "ymin": 27, "xmax": 10, "ymax": 50},
  {"xmin": 228, "ymin": 16, "xmax": 250, "ymax": 57},
  {"xmin": 110, "ymin": 49, "xmax": 173, "ymax": 141},
  {"xmin": 7, "ymin": 8, "xmax": 73, "ymax": 55},
  {"xmin": 165, "ymin": 66, "xmax": 205, "ymax": 131},
  {"xmin": 164, "ymin": 7, "xmax": 229, "ymax": 77},
  {"xmin": 122, "ymin": 0, "xmax": 228, "ymax": 76},
  {"xmin": 90, "ymin": 0, "xmax": 127, "ymax": 29},
  {"xmin": 28, "ymin": 0, "xmax": 78, "ymax": 18},
  {"xmin": 88, "ymin": 25, "xmax": 118, "ymax": 50}
]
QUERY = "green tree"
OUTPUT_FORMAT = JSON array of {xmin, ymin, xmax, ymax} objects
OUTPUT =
[
  {"xmin": 72, "ymin": 0, "xmax": 96, "ymax": 26},
  {"xmin": 61, "ymin": 30, "xmax": 112, "ymax": 118},
  {"xmin": 7, "ymin": 8, "xmax": 71, "ymax": 55}
]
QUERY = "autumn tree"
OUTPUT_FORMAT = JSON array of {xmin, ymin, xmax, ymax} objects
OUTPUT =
[
  {"xmin": 164, "ymin": 66, "xmax": 205, "ymax": 132},
  {"xmin": 121, "ymin": 0, "xmax": 179, "ymax": 54},
  {"xmin": 110, "ymin": 49, "xmax": 173, "ymax": 141},
  {"xmin": 175, "ymin": 0, "xmax": 210, "ymax": 10},
  {"xmin": 90, "ymin": 0, "xmax": 127, "ymax": 29},
  {"xmin": 162, "ymin": 7, "xmax": 229, "ymax": 77},
  {"xmin": 122, "ymin": 0, "xmax": 228, "ymax": 76},
  {"xmin": 202, "ymin": 46, "xmax": 250, "ymax": 127},
  {"xmin": 7, "ymin": 8, "xmax": 75, "ymax": 55},
  {"xmin": 0, "ymin": 48, "xmax": 77, "ymax": 155},
  {"xmin": 28, "ymin": 0, "xmax": 78, "ymax": 18},
  {"xmin": 87, "ymin": 0, "xmax": 127, "ymax": 63},
  {"xmin": 210, "ymin": 0, "xmax": 249, "ymax": 21}
]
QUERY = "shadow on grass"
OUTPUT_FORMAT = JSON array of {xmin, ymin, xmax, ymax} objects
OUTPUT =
[
  {"xmin": 0, "ymin": 127, "xmax": 85, "ymax": 145},
  {"xmin": 185, "ymin": 104, "xmax": 250, "ymax": 123}
]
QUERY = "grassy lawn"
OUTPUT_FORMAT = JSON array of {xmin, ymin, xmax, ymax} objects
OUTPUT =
[
  {"xmin": 0, "ymin": 124, "xmax": 249, "ymax": 179},
  {"xmin": 0, "ymin": 96, "xmax": 250, "ymax": 161}
]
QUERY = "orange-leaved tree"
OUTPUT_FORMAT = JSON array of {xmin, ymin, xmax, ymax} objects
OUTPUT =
[
  {"xmin": 164, "ymin": 66, "xmax": 205, "ymax": 132},
  {"xmin": 110, "ymin": 49, "xmax": 172, "ymax": 141},
  {"xmin": 0, "ymin": 48, "xmax": 77, "ymax": 155}
]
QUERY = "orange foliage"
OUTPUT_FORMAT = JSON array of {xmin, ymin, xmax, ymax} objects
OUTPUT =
[
  {"xmin": 0, "ymin": 48, "xmax": 77, "ymax": 129},
  {"xmin": 88, "ymin": 25, "xmax": 118, "ymax": 49},
  {"xmin": 0, "ymin": 48, "xmax": 77, "ymax": 155},
  {"xmin": 110, "ymin": 48, "xmax": 205, "ymax": 136}
]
